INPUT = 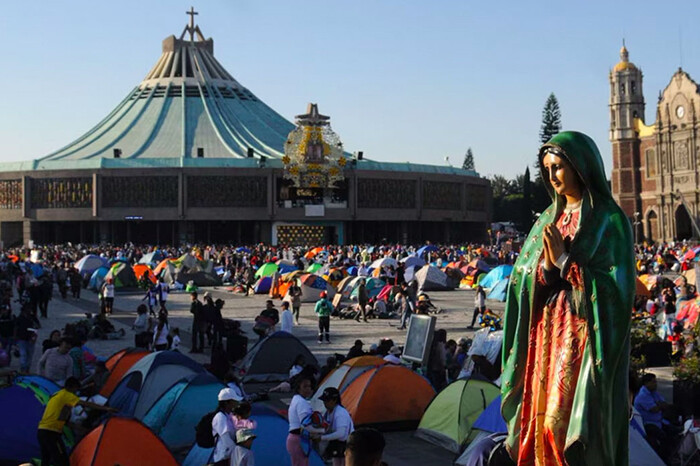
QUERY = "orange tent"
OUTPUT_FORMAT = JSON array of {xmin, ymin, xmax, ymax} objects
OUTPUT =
[
  {"xmin": 341, "ymin": 365, "xmax": 435, "ymax": 428},
  {"xmin": 304, "ymin": 247, "xmax": 324, "ymax": 259},
  {"xmin": 133, "ymin": 264, "xmax": 156, "ymax": 284},
  {"xmin": 312, "ymin": 355, "xmax": 386, "ymax": 411},
  {"xmin": 70, "ymin": 417, "xmax": 177, "ymax": 466},
  {"xmin": 635, "ymin": 278, "xmax": 651, "ymax": 297},
  {"xmin": 153, "ymin": 258, "xmax": 175, "ymax": 277},
  {"xmin": 101, "ymin": 348, "xmax": 149, "ymax": 397}
]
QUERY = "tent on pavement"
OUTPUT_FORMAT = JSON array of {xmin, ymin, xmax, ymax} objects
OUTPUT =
[
  {"xmin": 417, "ymin": 245, "xmax": 438, "ymax": 258},
  {"xmin": 298, "ymin": 273, "xmax": 336, "ymax": 303},
  {"xmin": 479, "ymin": 265, "xmax": 514, "ymax": 290},
  {"xmin": 401, "ymin": 255, "xmax": 426, "ymax": 269},
  {"xmin": 255, "ymin": 262, "xmax": 279, "ymax": 278},
  {"xmin": 487, "ymin": 278, "xmax": 509, "ymax": 302},
  {"xmin": 254, "ymin": 276, "xmax": 273, "ymax": 294},
  {"xmin": 0, "ymin": 385, "xmax": 51, "ymax": 464},
  {"xmin": 139, "ymin": 250, "xmax": 166, "ymax": 267},
  {"xmin": 108, "ymin": 350, "xmax": 205, "ymax": 419},
  {"xmin": 415, "ymin": 378, "xmax": 501, "ymax": 453},
  {"xmin": 70, "ymin": 417, "xmax": 177, "ymax": 466},
  {"xmin": 88, "ymin": 266, "xmax": 110, "ymax": 291},
  {"xmin": 341, "ymin": 365, "xmax": 435, "ymax": 430},
  {"xmin": 133, "ymin": 264, "xmax": 157, "ymax": 284},
  {"xmin": 311, "ymin": 356, "xmax": 386, "ymax": 412},
  {"xmin": 101, "ymin": 348, "xmax": 149, "ymax": 397},
  {"xmin": 76, "ymin": 254, "xmax": 109, "ymax": 279},
  {"xmin": 160, "ymin": 254, "xmax": 221, "ymax": 287},
  {"xmin": 14, "ymin": 374, "xmax": 60, "ymax": 397},
  {"xmin": 142, "ymin": 372, "xmax": 224, "ymax": 450},
  {"xmin": 415, "ymin": 265, "xmax": 451, "ymax": 291},
  {"xmin": 105, "ymin": 262, "xmax": 138, "ymax": 289},
  {"xmin": 237, "ymin": 331, "xmax": 317, "ymax": 383},
  {"xmin": 182, "ymin": 404, "xmax": 326, "ymax": 466},
  {"xmin": 349, "ymin": 277, "xmax": 385, "ymax": 299}
]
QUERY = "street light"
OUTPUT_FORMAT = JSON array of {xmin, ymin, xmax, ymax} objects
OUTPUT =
[{"xmin": 633, "ymin": 211, "xmax": 640, "ymax": 245}]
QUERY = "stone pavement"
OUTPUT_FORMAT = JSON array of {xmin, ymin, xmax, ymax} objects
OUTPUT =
[{"xmin": 4, "ymin": 285, "xmax": 675, "ymax": 465}]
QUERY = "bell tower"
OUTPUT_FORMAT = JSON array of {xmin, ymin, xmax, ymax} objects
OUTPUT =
[{"xmin": 609, "ymin": 43, "xmax": 644, "ymax": 222}]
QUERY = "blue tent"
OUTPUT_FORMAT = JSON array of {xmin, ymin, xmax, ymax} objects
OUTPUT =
[
  {"xmin": 278, "ymin": 263, "xmax": 297, "ymax": 274},
  {"xmin": 142, "ymin": 373, "xmax": 223, "ymax": 449},
  {"xmin": 487, "ymin": 278, "xmax": 509, "ymax": 302},
  {"xmin": 479, "ymin": 265, "xmax": 514, "ymax": 290},
  {"xmin": 417, "ymin": 245, "xmax": 439, "ymax": 257},
  {"xmin": 472, "ymin": 395, "xmax": 506, "ymax": 433},
  {"xmin": 401, "ymin": 255, "xmax": 426, "ymax": 269},
  {"xmin": 182, "ymin": 404, "xmax": 326, "ymax": 466},
  {"xmin": 14, "ymin": 374, "xmax": 60, "ymax": 397},
  {"xmin": 0, "ymin": 385, "xmax": 47, "ymax": 463},
  {"xmin": 236, "ymin": 247, "xmax": 252, "ymax": 253},
  {"xmin": 88, "ymin": 266, "xmax": 110, "ymax": 291},
  {"xmin": 347, "ymin": 266, "xmax": 358, "ymax": 276},
  {"xmin": 76, "ymin": 254, "xmax": 109, "ymax": 278},
  {"xmin": 254, "ymin": 276, "xmax": 272, "ymax": 294},
  {"xmin": 29, "ymin": 263, "xmax": 45, "ymax": 278}
]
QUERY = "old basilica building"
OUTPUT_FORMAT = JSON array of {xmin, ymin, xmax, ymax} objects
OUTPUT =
[{"xmin": 610, "ymin": 45, "xmax": 700, "ymax": 242}]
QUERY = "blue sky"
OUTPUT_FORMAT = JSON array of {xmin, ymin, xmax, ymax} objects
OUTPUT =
[{"xmin": 1, "ymin": 1, "xmax": 699, "ymax": 179}]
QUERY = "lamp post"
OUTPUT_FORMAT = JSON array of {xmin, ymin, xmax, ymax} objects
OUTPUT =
[{"xmin": 633, "ymin": 211, "xmax": 640, "ymax": 245}]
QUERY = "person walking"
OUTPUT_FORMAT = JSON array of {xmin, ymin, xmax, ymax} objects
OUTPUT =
[
  {"xmin": 14, "ymin": 305, "xmax": 38, "ymax": 374},
  {"xmin": 156, "ymin": 277, "xmax": 169, "ymax": 309},
  {"xmin": 469, "ymin": 285, "xmax": 486, "ymax": 329},
  {"xmin": 315, "ymin": 292, "xmax": 333, "ymax": 344},
  {"xmin": 355, "ymin": 280, "xmax": 368, "ymax": 323},
  {"xmin": 189, "ymin": 292, "xmax": 206, "ymax": 353},
  {"xmin": 314, "ymin": 387, "xmax": 354, "ymax": 466},
  {"xmin": 152, "ymin": 314, "xmax": 170, "ymax": 351},
  {"xmin": 396, "ymin": 290, "xmax": 412, "ymax": 330},
  {"xmin": 37, "ymin": 377, "xmax": 115, "ymax": 466},
  {"xmin": 289, "ymin": 281, "xmax": 303, "ymax": 325},
  {"xmin": 38, "ymin": 275, "xmax": 52, "ymax": 319},
  {"xmin": 286, "ymin": 375, "xmax": 315, "ymax": 466},
  {"xmin": 101, "ymin": 278, "xmax": 115, "ymax": 315},
  {"xmin": 280, "ymin": 301, "xmax": 294, "ymax": 334}
]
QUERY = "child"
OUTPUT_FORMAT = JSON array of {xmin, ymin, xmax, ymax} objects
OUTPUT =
[
  {"xmin": 171, "ymin": 327, "xmax": 181, "ymax": 351},
  {"xmin": 231, "ymin": 402, "xmax": 257, "ymax": 430},
  {"xmin": 231, "ymin": 429, "xmax": 256, "ymax": 466}
]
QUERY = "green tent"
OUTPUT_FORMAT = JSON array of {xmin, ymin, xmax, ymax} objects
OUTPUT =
[
  {"xmin": 414, "ymin": 378, "xmax": 500, "ymax": 453},
  {"xmin": 105, "ymin": 262, "xmax": 138, "ymax": 289},
  {"xmin": 255, "ymin": 262, "xmax": 279, "ymax": 279},
  {"xmin": 306, "ymin": 263, "xmax": 323, "ymax": 274}
]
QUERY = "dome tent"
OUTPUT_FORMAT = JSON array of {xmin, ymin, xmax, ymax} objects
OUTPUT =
[
  {"xmin": 311, "ymin": 356, "xmax": 386, "ymax": 412},
  {"xmin": 142, "ymin": 372, "xmax": 224, "ymax": 450},
  {"xmin": 101, "ymin": 347, "xmax": 149, "ymax": 397},
  {"xmin": 105, "ymin": 262, "xmax": 138, "ymax": 288},
  {"xmin": 76, "ymin": 254, "xmax": 109, "ymax": 279},
  {"xmin": 237, "ymin": 331, "xmax": 317, "ymax": 383},
  {"xmin": 108, "ymin": 350, "xmax": 205, "ymax": 419},
  {"xmin": 341, "ymin": 365, "xmax": 435, "ymax": 430},
  {"xmin": 487, "ymin": 278, "xmax": 509, "ymax": 302},
  {"xmin": 415, "ymin": 378, "xmax": 501, "ymax": 453},
  {"xmin": 479, "ymin": 265, "xmax": 513, "ymax": 290},
  {"xmin": 70, "ymin": 417, "xmax": 177, "ymax": 466},
  {"xmin": 415, "ymin": 265, "xmax": 451, "ymax": 291}
]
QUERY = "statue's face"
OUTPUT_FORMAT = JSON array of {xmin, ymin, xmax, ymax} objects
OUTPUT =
[{"xmin": 543, "ymin": 151, "xmax": 581, "ymax": 200}]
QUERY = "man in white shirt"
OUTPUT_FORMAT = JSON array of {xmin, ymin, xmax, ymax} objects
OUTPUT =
[
  {"xmin": 357, "ymin": 263, "xmax": 369, "ymax": 278},
  {"xmin": 212, "ymin": 388, "xmax": 238, "ymax": 465},
  {"xmin": 280, "ymin": 302, "xmax": 294, "ymax": 334}
]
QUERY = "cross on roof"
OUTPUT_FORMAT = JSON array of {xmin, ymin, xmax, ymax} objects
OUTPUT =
[{"xmin": 185, "ymin": 7, "xmax": 198, "ymax": 41}]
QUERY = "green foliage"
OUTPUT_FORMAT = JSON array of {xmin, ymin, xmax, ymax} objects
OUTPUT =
[
  {"xmin": 462, "ymin": 148, "xmax": 475, "ymax": 170},
  {"xmin": 673, "ymin": 355, "xmax": 700, "ymax": 384},
  {"xmin": 536, "ymin": 93, "xmax": 562, "ymax": 182}
]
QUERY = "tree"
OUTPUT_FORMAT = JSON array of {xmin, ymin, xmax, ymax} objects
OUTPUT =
[
  {"xmin": 489, "ymin": 175, "xmax": 517, "ymax": 199},
  {"xmin": 462, "ymin": 148, "xmax": 475, "ymax": 170},
  {"xmin": 523, "ymin": 166, "xmax": 533, "ymax": 230},
  {"xmin": 536, "ymin": 93, "xmax": 562, "ymax": 183}
]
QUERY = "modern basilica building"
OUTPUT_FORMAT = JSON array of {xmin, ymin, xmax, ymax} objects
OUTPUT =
[{"xmin": 0, "ymin": 12, "xmax": 490, "ymax": 247}]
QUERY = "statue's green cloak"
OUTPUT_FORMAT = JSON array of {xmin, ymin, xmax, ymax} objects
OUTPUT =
[{"xmin": 501, "ymin": 131, "xmax": 635, "ymax": 465}]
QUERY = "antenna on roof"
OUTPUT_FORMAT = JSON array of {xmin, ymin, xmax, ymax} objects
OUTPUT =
[{"xmin": 679, "ymin": 26, "xmax": 684, "ymax": 70}]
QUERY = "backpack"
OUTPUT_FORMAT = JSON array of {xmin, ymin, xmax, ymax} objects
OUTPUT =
[{"xmin": 195, "ymin": 410, "xmax": 220, "ymax": 448}]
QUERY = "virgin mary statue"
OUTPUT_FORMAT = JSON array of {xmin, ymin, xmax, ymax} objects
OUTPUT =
[{"xmin": 501, "ymin": 131, "xmax": 635, "ymax": 465}]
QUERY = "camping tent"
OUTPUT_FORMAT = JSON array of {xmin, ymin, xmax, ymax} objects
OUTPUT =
[
  {"xmin": 14, "ymin": 374, "xmax": 60, "ymax": 397},
  {"xmin": 133, "ymin": 264, "xmax": 157, "ymax": 284},
  {"xmin": 70, "ymin": 417, "xmax": 177, "ymax": 466},
  {"xmin": 76, "ymin": 254, "xmax": 109, "ymax": 279},
  {"xmin": 108, "ymin": 351, "xmax": 205, "ymax": 419},
  {"xmin": 401, "ymin": 255, "xmax": 426, "ymax": 269},
  {"xmin": 105, "ymin": 262, "xmax": 138, "ymax": 288},
  {"xmin": 349, "ymin": 277, "xmax": 385, "ymax": 299},
  {"xmin": 415, "ymin": 265, "xmax": 451, "ymax": 291},
  {"xmin": 139, "ymin": 250, "xmax": 165, "ymax": 267},
  {"xmin": 311, "ymin": 356, "xmax": 386, "ymax": 412},
  {"xmin": 487, "ymin": 278, "xmax": 509, "ymax": 302},
  {"xmin": 142, "ymin": 372, "xmax": 224, "ymax": 449},
  {"xmin": 88, "ymin": 266, "xmax": 110, "ymax": 291},
  {"xmin": 415, "ymin": 378, "xmax": 501, "ymax": 452},
  {"xmin": 255, "ymin": 262, "xmax": 279, "ymax": 278},
  {"xmin": 341, "ymin": 365, "xmax": 435, "ymax": 429},
  {"xmin": 237, "ymin": 331, "xmax": 317, "ymax": 383},
  {"xmin": 160, "ymin": 254, "xmax": 221, "ymax": 287},
  {"xmin": 298, "ymin": 273, "xmax": 336, "ymax": 303},
  {"xmin": 254, "ymin": 276, "xmax": 273, "ymax": 294},
  {"xmin": 101, "ymin": 348, "xmax": 149, "ymax": 397},
  {"xmin": 182, "ymin": 404, "xmax": 326, "ymax": 466},
  {"xmin": 479, "ymin": 265, "xmax": 514, "ymax": 290},
  {"xmin": 417, "ymin": 245, "xmax": 438, "ymax": 258},
  {"xmin": 0, "ymin": 385, "xmax": 54, "ymax": 463}
]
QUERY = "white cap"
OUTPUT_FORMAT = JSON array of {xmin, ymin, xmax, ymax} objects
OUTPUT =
[{"xmin": 217, "ymin": 388, "xmax": 237, "ymax": 401}]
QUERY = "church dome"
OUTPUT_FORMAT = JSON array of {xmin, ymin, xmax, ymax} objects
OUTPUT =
[
  {"xmin": 613, "ymin": 45, "xmax": 637, "ymax": 72},
  {"xmin": 39, "ymin": 9, "xmax": 295, "ymax": 163}
]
